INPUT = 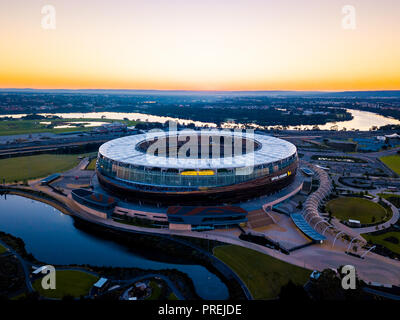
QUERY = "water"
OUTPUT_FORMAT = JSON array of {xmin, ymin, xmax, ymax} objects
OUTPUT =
[
  {"xmin": 40, "ymin": 121, "xmax": 108, "ymax": 128},
  {"xmin": 1, "ymin": 108, "xmax": 400, "ymax": 131},
  {"xmin": 1, "ymin": 112, "xmax": 217, "ymax": 128},
  {"xmin": 279, "ymin": 109, "xmax": 400, "ymax": 131},
  {"xmin": 0, "ymin": 195, "xmax": 229, "ymax": 300}
]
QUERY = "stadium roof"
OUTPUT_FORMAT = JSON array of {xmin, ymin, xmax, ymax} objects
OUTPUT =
[{"xmin": 99, "ymin": 130, "xmax": 297, "ymax": 169}]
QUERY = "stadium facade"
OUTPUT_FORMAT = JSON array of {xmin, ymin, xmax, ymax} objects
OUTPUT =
[{"xmin": 96, "ymin": 130, "xmax": 298, "ymax": 205}]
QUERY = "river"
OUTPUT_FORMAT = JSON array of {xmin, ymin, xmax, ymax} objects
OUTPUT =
[
  {"xmin": 280, "ymin": 109, "xmax": 400, "ymax": 131},
  {"xmin": 2, "ymin": 108, "xmax": 400, "ymax": 131},
  {"xmin": 0, "ymin": 194, "xmax": 229, "ymax": 300}
]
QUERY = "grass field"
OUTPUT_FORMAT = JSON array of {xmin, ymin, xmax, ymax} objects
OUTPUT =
[
  {"xmin": 362, "ymin": 232, "xmax": 400, "ymax": 254},
  {"xmin": 326, "ymin": 197, "xmax": 389, "ymax": 224},
  {"xmin": 33, "ymin": 270, "xmax": 98, "ymax": 299},
  {"xmin": 0, "ymin": 154, "xmax": 84, "ymax": 182},
  {"xmin": 168, "ymin": 292, "xmax": 178, "ymax": 300},
  {"xmin": 213, "ymin": 245, "xmax": 310, "ymax": 300},
  {"xmin": 0, "ymin": 243, "xmax": 7, "ymax": 254},
  {"xmin": 0, "ymin": 119, "xmax": 95, "ymax": 136},
  {"xmin": 0, "ymin": 118, "xmax": 138, "ymax": 136},
  {"xmin": 380, "ymin": 155, "xmax": 400, "ymax": 175},
  {"xmin": 86, "ymin": 158, "xmax": 97, "ymax": 170}
]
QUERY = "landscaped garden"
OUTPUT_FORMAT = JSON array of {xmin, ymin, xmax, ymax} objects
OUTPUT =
[
  {"xmin": 378, "ymin": 193, "xmax": 400, "ymax": 208},
  {"xmin": 85, "ymin": 158, "xmax": 97, "ymax": 170},
  {"xmin": 0, "ymin": 243, "xmax": 7, "ymax": 254},
  {"xmin": 326, "ymin": 197, "xmax": 391, "ymax": 224},
  {"xmin": 362, "ymin": 231, "xmax": 400, "ymax": 255},
  {"xmin": 380, "ymin": 155, "xmax": 400, "ymax": 175}
]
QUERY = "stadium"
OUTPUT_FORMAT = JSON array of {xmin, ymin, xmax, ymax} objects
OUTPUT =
[{"xmin": 95, "ymin": 130, "xmax": 298, "ymax": 205}]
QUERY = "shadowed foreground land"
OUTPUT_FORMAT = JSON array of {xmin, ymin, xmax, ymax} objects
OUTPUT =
[
  {"xmin": 213, "ymin": 245, "xmax": 310, "ymax": 300},
  {"xmin": 32, "ymin": 270, "xmax": 98, "ymax": 299}
]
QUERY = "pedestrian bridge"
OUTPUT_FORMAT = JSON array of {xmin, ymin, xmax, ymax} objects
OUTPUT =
[{"xmin": 290, "ymin": 213, "xmax": 326, "ymax": 242}]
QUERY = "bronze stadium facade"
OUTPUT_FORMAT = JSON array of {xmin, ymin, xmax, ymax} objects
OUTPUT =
[{"xmin": 96, "ymin": 130, "xmax": 298, "ymax": 205}]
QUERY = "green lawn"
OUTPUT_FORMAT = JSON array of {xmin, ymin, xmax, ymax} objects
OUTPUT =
[
  {"xmin": 362, "ymin": 232, "xmax": 400, "ymax": 255},
  {"xmin": 0, "ymin": 118, "xmax": 138, "ymax": 136},
  {"xmin": 0, "ymin": 154, "xmax": 84, "ymax": 182},
  {"xmin": 146, "ymin": 280, "xmax": 162, "ymax": 300},
  {"xmin": 168, "ymin": 292, "xmax": 178, "ymax": 300},
  {"xmin": 86, "ymin": 158, "xmax": 97, "ymax": 170},
  {"xmin": 10, "ymin": 292, "xmax": 28, "ymax": 300},
  {"xmin": 0, "ymin": 119, "xmax": 95, "ymax": 136},
  {"xmin": 0, "ymin": 243, "xmax": 7, "ymax": 254},
  {"xmin": 378, "ymin": 193, "xmax": 400, "ymax": 208},
  {"xmin": 380, "ymin": 155, "xmax": 400, "ymax": 175},
  {"xmin": 326, "ymin": 197, "xmax": 389, "ymax": 224},
  {"xmin": 213, "ymin": 245, "xmax": 310, "ymax": 300},
  {"xmin": 32, "ymin": 270, "xmax": 98, "ymax": 299}
]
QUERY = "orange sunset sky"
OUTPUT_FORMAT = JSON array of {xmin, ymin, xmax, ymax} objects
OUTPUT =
[{"xmin": 0, "ymin": 0, "xmax": 399, "ymax": 91}]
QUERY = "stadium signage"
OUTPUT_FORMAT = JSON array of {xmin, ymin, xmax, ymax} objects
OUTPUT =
[{"xmin": 271, "ymin": 171, "xmax": 291, "ymax": 181}]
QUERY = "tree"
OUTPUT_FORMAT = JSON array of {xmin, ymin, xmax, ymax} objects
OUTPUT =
[
  {"xmin": 297, "ymin": 201, "xmax": 303, "ymax": 209},
  {"xmin": 307, "ymin": 269, "xmax": 369, "ymax": 301},
  {"xmin": 278, "ymin": 280, "xmax": 309, "ymax": 301}
]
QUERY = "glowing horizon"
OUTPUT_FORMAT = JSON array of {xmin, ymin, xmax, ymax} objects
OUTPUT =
[{"xmin": 1, "ymin": 0, "xmax": 399, "ymax": 91}]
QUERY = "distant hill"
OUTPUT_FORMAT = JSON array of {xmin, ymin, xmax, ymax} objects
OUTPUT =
[{"xmin": 0, "ymin": 88, "xmax": 399, "ymax": 98}]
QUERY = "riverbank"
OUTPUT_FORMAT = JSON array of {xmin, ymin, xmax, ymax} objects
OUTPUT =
[
  {"xmin": 0, "ymin": 191, "xmax": 238, "ymax": 299},
  {"xmin": 0, "ymin": 230, "xmax": 198, "ymax": 300},
  {"xmin": 3, "ymin": 181, "xmax": 400, "ymax": 294}
]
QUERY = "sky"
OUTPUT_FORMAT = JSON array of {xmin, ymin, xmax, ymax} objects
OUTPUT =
[{"xmin": 0, "ymin": 0, "xmax": 399, "ymax": 91}]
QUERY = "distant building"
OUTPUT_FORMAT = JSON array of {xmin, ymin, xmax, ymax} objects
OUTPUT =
[
  {"xmin": 325, "ymin": 139, "xmax": 358, "ymax": 152},
  {"xmin": 310, "ymin": 270, "xmax": 321, "ymax": 281},
  {"xmin": 70, "ymin": 189, "xmax": 117, "ymax": 219},
  {"xmin": 385, "ymin": 133, "xmax": 400, "ymax": 146},
  {"xmin": 354, "ymin": 137, "xmax": 385, "ymax": 152},
  {"xmin": 135, "ymin": 282, "xmax": 147, "ymax": 290},
  {"xmin": 93, "ymin": 278, "xmax": 108, "ymax": 289},
  {"xmin": 93, "ymin": 122, "xmax": 127, "ymax": 134}
]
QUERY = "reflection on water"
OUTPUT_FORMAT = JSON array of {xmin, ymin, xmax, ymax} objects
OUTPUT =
[
  {"xmin": 53, "ymin": 121, "xmax": 108, "ymax": 129},
  {"xmin": 1, "ymin": 112, "xmax": 217, "ymax": 128},
  {"xmin": 0, "ymin": 195, "xmax": 228, "ymax": 300},
  {"xmin": 2, "ymin": 108, "xmax": 400, "ymax": 131},
  {"xmin": 276, "ymin": 109, "xmax": 400, "ymax": 131}
]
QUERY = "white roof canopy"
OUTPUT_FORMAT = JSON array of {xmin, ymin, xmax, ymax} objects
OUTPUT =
[{"xmin": 99, "ymin": 130, "xmax": 297, "ymax": 170}]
